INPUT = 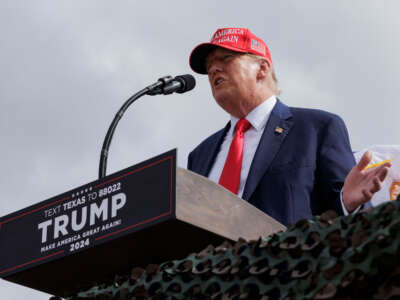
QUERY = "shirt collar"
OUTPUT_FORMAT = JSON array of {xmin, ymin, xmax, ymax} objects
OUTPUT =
[{"xmin": 230, "ymin": 95, "xmax": 277, "ymax": 133}]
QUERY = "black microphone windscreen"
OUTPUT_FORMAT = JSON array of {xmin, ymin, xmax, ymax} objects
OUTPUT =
[{"xmin": 176, "ymin": 74, "xmax": 196, "ymax": 93}]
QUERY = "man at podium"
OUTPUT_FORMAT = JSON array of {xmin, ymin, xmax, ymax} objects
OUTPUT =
[{"xmin": 187, "ymin": 27, "xmax": 390, "ymax": 226}]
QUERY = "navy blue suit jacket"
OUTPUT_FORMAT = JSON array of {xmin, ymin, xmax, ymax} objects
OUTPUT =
[{"xmin": 187, "ymin": 100, "xmax": 356, "ymax": 226}]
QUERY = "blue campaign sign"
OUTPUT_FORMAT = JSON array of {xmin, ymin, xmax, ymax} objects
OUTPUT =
[{"xmin": 0, "ymin": 149, "xmax": 176, "ymax": 286}]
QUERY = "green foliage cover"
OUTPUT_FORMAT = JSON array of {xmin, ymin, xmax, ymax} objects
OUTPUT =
[{"xmin": 62, "ymin": 200, "xmax": 400, "ymax": 300}]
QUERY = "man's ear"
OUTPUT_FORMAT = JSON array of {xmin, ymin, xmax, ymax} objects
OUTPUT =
[{"xmin": 257, "ymin": 59, "xmax": 271, "ymax": 80}]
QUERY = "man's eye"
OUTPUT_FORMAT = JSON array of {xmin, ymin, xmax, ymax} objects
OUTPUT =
[{"xmin": 223, "ymin": 55, "xmax": 234, "ymax": 61}]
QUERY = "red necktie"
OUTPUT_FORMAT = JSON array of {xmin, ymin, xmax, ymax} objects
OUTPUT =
[{"xmin": 219, "ymin": 118, "xmax": 251, "ymax": 194}]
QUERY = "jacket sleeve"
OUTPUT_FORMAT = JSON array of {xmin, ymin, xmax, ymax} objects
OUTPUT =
[{"xmin": 313, "ymin": 115, "xmax": 356, "ymax": 216}]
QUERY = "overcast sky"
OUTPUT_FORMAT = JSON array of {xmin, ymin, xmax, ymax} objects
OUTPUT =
[{"xmin": 1, "ymin": 1, "xmax": 400, "ymax": 299}]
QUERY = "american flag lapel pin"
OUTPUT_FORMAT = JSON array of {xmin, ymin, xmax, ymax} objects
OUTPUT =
[{"xmin": 275, "ymin": 126, "xmax": 284, "ymax": 134}]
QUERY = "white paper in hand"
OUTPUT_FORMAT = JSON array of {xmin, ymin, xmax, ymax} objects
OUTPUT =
[{"xmin": 354, "ymin": 145, "xmax": 400, "ymax": 206}]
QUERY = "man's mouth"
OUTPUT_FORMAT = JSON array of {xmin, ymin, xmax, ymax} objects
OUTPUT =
[{"xmin": 214, "ymin": 77, "xmax": 225, "ymax": 87}]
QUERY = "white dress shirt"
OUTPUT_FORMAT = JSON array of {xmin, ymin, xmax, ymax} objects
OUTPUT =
[{"xmin": 208, "ymin": 95, "xmax": 277, "ymax": 197}]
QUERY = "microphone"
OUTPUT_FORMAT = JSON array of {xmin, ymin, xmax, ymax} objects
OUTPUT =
[
  {"xmin": 99, "ymin": 73, "xmax": 195, "ymax": 178},
  {"xmin": 147, "ymin": 74, "xmax": 196, "ymax": 95}
]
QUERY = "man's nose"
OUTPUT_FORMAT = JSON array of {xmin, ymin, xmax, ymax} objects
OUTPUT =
[{"xmin": 208, "ymin": 62, "xmax": 223, "ymax": 76}]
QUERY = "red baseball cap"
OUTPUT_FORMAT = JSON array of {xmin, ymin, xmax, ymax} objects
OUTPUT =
[{"xmin": 189, "ymin": 27, "xmax": 272, "ymax": 74}]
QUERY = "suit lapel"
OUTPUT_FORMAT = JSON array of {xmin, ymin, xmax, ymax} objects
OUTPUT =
[
  {"xmin": 242, "ymin": 100, "xmax": 293, "ymax": 200},
  {"xmin": 197, "ymin": 122, "xmax": 231, "ymax": 177}
]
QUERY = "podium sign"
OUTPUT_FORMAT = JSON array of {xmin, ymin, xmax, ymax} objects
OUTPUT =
[
  {"xmin": 0, "ymin": 150, "xmax": 176, "ymax": 295},
  {"xmin": 0, "ymin": 149, "xmax": 286, "ymax": 297}
]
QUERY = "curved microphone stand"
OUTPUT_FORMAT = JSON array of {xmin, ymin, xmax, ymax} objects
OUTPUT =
[
  {"xmin": 98, "ymin": 74, "xmax": 195, "ymax": 179},
  {"xmin": 98, "ymin": 76, "xmax": 173, "ymax": 179}
]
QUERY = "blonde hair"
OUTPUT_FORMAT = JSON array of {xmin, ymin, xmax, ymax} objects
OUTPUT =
[{"xmin": 246, "ymin": 53, "xmax": 281, "ymax": 95}]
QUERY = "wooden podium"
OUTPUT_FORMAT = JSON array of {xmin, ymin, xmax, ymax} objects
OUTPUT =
[{"xmin": 0, "ymin": 150, "xmax": 285, "ymax": 297}]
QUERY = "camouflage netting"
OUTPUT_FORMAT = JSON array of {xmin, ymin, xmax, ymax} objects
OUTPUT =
[{"xmin": 58, "ymin": 199, "xmax": 400, "ymax": 300}]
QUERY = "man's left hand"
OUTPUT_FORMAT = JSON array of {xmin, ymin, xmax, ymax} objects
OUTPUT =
[{"xmin": 342, "ymin": 150, "xmax": 391, "ymax": 213}]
